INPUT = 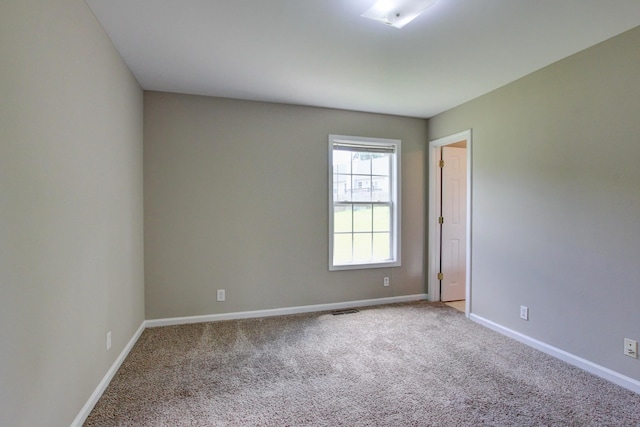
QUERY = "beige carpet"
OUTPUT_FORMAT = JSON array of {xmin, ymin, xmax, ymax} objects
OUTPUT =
[{"xmin": 85, "ymin": 301, "xmax": 640, "ymax": 426}]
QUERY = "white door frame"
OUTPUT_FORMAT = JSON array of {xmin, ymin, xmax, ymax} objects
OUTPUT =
[{"xmin": 428, "ymin": 130, "xmax": 472, "ymax": 317}]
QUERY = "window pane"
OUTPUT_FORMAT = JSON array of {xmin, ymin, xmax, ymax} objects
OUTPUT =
[
  {"xmin": 352, "ymin": 176, "xmax": 371, "ymax": 202},
  {"xmin": 352, "ymin": 154, "xmax": 371, "ymax": 175},
  {"xmin": 373, "ymin": 205, "xmax": 390, "ymax": 232},
  {"xmin": 333, "ymin": 151, "xmax": 351, "ymax": 174},
  {"xmin": 372, "ymin": 233, "xmax": 390, "ymax": 261},
  {"xmin": 334, "ymin": 205, "xmax": 352, "ymax": 233},
  {"xmin": 335, "ymin": 174, "xmax": 351, "ymax": 201},
  {"xmin": 353, "ymin": 233, "xmax": 372, "ymax": 262},
  {"xmin": 372, "ymin": 154, "xmax": 390, "ymax": 176},
  {"xmin": 372, "ymin": 176, "xmax": 390, "ymax": 202},
  {"xmin": 333, "ymin": 234, "xmax": 352, "ymax": 265},
  {"xmin": 353, "ymin": 205, "xmax": 372, "ymax": 232}
]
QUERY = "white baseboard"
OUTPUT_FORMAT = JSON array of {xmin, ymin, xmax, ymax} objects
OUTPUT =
[
  {"xmin": 70, "ymin": 321, "xmax": 146, "ymax": 427},
  {"xmin": 470, "ymin": 313, "xmax": 640, "ymax": 395},
  {"xmin": 145, "ymin": 293, "xmax": 428, "ymax": 328}
]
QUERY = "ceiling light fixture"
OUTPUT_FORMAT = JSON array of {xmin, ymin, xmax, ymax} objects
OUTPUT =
[{"xmin": 361, "ymin": 0, "xmax": 437, "ymax": 29}]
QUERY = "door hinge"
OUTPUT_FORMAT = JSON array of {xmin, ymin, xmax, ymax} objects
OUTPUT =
[
  {"xmin": 438, "ymin": 216, "xmax": 444, "ymax": 224},
  {"xmin": 437, "ymin": 272, "xmax": 443, "ymax": 280},
  {"xmin": 439, "ymin": 160, "xmax": 444, "ymax": 168}
]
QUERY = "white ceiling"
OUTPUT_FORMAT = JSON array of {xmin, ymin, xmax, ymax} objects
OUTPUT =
[{"xmin": 85, "ymin": 0, "xmax": 640, "ymax": 118}]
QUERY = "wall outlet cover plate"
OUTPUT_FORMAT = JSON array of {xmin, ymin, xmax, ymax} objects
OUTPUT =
[{"xmin": 624, "ymin": 338, "xmax": 638, "ymax": 359}]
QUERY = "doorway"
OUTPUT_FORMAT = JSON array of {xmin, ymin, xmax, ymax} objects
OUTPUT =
[{"xmin": 428, "ymin": 130, "xmax": 472, "ymax": 316}]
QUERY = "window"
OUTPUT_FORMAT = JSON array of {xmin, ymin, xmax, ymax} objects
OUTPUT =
[{"xmin": 329, "ymin": 135, "xmax": 401, "ymax": 270}]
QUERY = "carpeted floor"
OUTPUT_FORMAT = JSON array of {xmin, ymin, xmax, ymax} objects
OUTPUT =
[{"xmin": 85, "ymin": 301, "xmax": 640, "ymax": 426}]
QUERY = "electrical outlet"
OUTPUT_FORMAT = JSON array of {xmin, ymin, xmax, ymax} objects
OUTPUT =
[
  {"xmin": 217, "ymin": 289, "xmax": 226, "ymax": 302},
  {"xmin": 383, "ymin": 277, "xmax": 390, "ymax": 287},
  {"xmin": 624, "ymin": 338, "xmax": 638, "ymax": 359},
  {"xmin": 520, "ymin": 306, "xmax": 529, "ymax": 321},
  {"xmin": 106, "ymin": 331, "xmax": 112, "ymax": 351}
]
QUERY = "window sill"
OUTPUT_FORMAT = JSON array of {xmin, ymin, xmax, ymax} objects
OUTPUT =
[{"xmin": 329, "ymin": 260, "xmax": 400, "ymax": 271}]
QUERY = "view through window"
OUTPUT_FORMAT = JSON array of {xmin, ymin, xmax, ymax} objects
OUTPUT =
[{"xmin": 329, "ymin": 135, "xmax": 400, "ymax": 270}]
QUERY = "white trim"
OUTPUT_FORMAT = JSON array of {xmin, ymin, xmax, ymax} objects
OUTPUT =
[
  {"xmin": 427, "ymin": 130, "xmax": 472, "ymax": 317},
  {"xmin": 70, "ymin": 322, "xmax": 146, "ymax": 427},
  {"xmin": 328, "ymin": 134, "xmax": 401, "ymax": 271},
  {"xmin": 470, "ymin": 314, "xmax": 640, "ymax": 394},
  {"xmin": 145, "ymin": 294, "xmax": 428, "ymax": 328}
]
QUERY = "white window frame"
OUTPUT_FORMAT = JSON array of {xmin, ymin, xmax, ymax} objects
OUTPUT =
[{"xmin": 328, "ymin": 134, "xmax": 401, "ymax": 271}]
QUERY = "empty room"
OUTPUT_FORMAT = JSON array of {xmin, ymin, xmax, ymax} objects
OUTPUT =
[{"xmin": 2, "ymin": 1, "xmax": 640, "ymax": 426}]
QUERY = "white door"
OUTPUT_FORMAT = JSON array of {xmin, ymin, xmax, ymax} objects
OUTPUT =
[{"xmin": 440, "ymin": 147, "xmax": 467, "ymax": 302}]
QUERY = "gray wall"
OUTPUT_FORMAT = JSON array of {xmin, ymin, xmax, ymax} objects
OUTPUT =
[
  {"xmin": 0, "ymin": 1, "xmax": 145, "ymax": 426},
  {"xmin": 429, "ymin": 26, "xmax": 640, "ymax": 381},
  {"xmin": 144, "ymin": 93, "xmax": 427, "ymax": 319}
]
